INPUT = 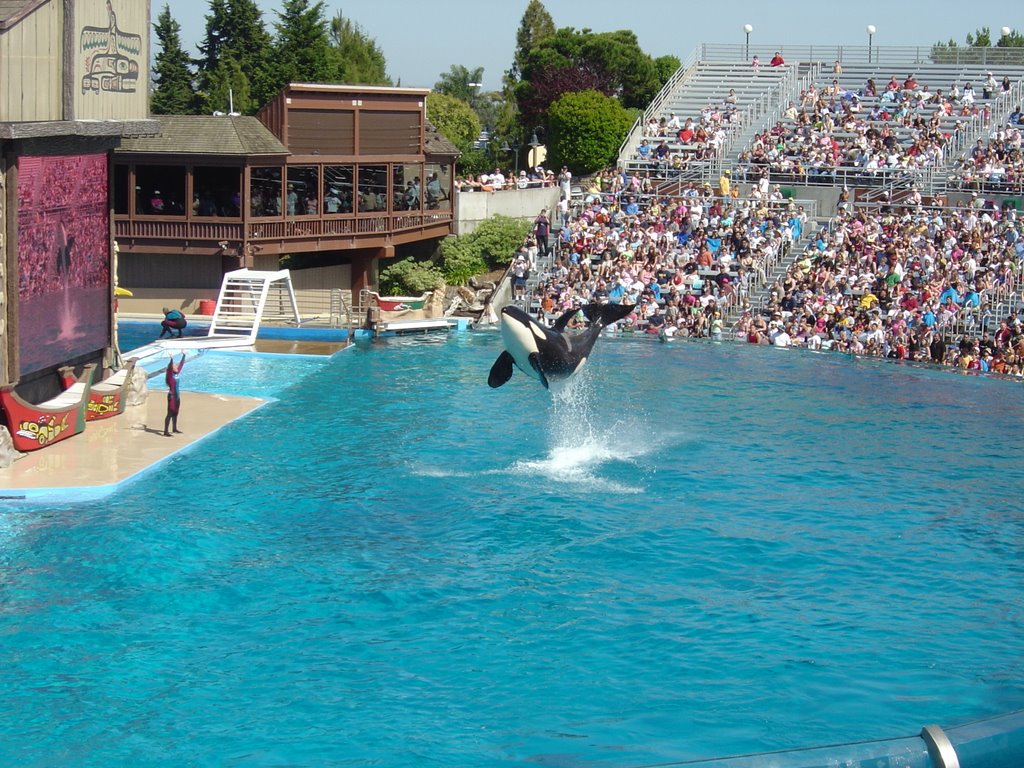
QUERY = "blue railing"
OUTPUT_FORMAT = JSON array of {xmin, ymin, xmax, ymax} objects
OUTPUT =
[{"xmin": 637, "ymin": 709, "xmax": 1024, "ymax": 768}]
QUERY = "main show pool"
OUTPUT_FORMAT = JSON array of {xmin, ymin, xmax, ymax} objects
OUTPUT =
[{"xmin": 2, "ymin": 333, "xmax": 1023, "ymax": 767}]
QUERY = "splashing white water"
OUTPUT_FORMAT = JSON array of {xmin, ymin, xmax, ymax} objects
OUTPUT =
[{"xmin": 415, "ymin": 369, "xmax": 677, "ymax": 495}]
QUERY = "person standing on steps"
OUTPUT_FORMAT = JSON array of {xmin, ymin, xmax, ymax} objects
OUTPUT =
[
  {"xmin": 164, "ymin": 353, "xmax": 185, "ymax": 436},
  {"xmin": 534, "ymin": 208, "xmax": 551, "ymax": 258}
]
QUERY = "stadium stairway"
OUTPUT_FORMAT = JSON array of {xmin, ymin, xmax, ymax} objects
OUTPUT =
[{"xmin": 618, "ymin": 56, "xmax": 813, "ymax": 182}]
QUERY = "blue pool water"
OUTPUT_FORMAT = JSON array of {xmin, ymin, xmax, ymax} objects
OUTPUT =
[
  {"xmin": 117, "ymin": 319, "xmax": 211, "ymax": 351},
  {"xmin": 2, "ymin": 334, "xmax": 1024, "ymax": 767},
  {"xmin": 146, "ymin": 350, "xmax": 331, "ymax": 400}
]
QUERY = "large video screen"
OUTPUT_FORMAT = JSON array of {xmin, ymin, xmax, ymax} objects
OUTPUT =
[{"xmin": 17, "ymin": 154, "xmax": 110, "ymax": 377}]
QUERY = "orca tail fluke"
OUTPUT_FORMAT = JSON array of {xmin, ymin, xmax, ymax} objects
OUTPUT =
[{"xmin": 582, "ymin": 303, "xmax": 635, "ymax": 329}]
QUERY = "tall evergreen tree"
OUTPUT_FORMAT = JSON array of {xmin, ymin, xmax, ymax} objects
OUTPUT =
[
  {"xmin": 196, "ymin": 0, "xmax": 230, "ymax": 73},
  {"xmin": 329, "ymin": 10, "xmax": 390, "ymax": 85},
  {"xmin": 271, "ymin": 0, "xmax": 336, "ymax": 89},
  {"xmin": 510, "ymin": 0, "xmax": 555, "ymax": 82},
  {"xmin": 196, "ymin": 0, "xmax": 275, "ymax": 113},
  {"xmin": 151, "ymin": 5, "xmax": 198, "ymax": 114},
  {"xmin": 202, "ymin": 55, "xmax": 253, "ymax": 115}
]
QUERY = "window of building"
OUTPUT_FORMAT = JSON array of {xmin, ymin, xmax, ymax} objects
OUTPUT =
[
  {"xmin": 287, "ymin": 166, "xmax": 320, "ymax": 216},
  {"xmin": 193, "ymin": 166, "xmax": 242, "ymax": 217},
  {"xmin": 323, "ymin": 165, "xmax": 354, "ymax": 214},
  {"xmin": 392, "ymin": 163, "xmax": 423, "ymax": 212},
  {"xmin": 250, "ymin": 167, "xmax": 282, "ymax": 217},
  {"xmin": 134, "ymin": 165, "xmax": 187, "ymax": 215},
  {"xmin": 424, "ymin": 162, "xmax": 452, "ymax": 211},
  {"xmin": 357, "ymin": 165, "xmax": 388, "ymax": 213},
  {"xmin": 113, "ymin": 164, "xmax": 130, "ymax": 215}
]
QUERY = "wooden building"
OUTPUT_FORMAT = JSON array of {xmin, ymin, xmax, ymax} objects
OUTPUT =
[
  {"xmin": 114, "ymin": 84, "xmax": 460, "ymax": 308},
  {"xmin": 0, "ymin": 0, "xmax": 155, "ymax": 395}
]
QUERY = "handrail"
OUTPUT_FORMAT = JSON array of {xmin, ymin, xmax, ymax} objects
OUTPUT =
[
  {"xmin": 699, "ymin": 43, "xmax": 1024, "ymax": 67},
  {"xmin": 932, "ymin": 79, "xmax": 1024, "ymax": 195},
  {"xmin": 618, "ymin": 50, "xmax": 701, "ymax": 163}
]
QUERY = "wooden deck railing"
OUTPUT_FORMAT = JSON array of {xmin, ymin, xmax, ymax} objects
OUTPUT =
[{"xmin": 114, "ymin": 210, "xmax": 453, "ymax": 246}]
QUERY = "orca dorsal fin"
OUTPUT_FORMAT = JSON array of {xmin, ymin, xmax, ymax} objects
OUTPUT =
[{"xmin": 488, "ymin": 351, "xmax": 515, "ymax": 388}]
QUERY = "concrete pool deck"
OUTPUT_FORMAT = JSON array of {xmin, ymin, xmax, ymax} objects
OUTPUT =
[
  {"xmin": 0, "ymin": 339, "xmax": 347, "ymax": 501},
  {"xmin": 0, "ymin": 390, "xmax": 267, "ymax": 501}
]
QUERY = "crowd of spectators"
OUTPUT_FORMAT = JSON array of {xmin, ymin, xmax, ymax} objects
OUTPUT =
[
  {"xmin": 733, "ymin": 195, "xmax": 1024, "ymax": 375},
  {"xmin": 949, "ymin": 123, "xmax": 1024, "ymax": 193},
  {"xmin": 456, "ymin": 166, "xmax": 570, "ymax": 194},
  {"xmin": 733, "ymin": 72, "xmax": 1008, "ymax": 185},
  {"xmin": 632, "ymin": 104, "xmax": 739, "ymax": 171},
  {"xmin": 505, "ymin": 166, "xmax": 1024, "ymax": 378},
  {"xmin": 521, "ymin": 174, "xmax": 805, "ymax": 339},
  {"xmin": 17, "ymin": 155, "xmax": 111, "ymax": 299}
]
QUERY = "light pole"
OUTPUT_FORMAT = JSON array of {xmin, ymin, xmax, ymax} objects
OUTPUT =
[
  {"xmin": 866, "ymin": 24, "xmax": 875, "ymax": 64},
  {"xmin": 743, "ymin": 24, "xmax": 753, "ymax": 61}
]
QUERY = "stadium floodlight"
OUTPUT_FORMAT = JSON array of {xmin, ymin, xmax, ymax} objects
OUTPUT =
[
  {"xmin": 743, "ymin": 24, "xmax": 753, "ymax": 59},
  {"xmin": 867, "ymin": 25, "xmax": 876, "ymax": 64}
]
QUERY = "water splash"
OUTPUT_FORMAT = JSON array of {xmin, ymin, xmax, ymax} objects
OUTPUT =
[
  {"xmin": 415, "ymin": 370, "xmax": 668, "ymax": 495},
  {"xmin": 57, "ymin": 285, "xmax": 86, "ymax": 343}
]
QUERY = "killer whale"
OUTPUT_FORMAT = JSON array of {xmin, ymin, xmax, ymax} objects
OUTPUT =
[{"xmin": 488, "ymin": 302, "xmax": 635, "ymax": 389}]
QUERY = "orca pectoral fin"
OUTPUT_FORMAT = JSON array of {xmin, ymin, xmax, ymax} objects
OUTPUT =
[
  {"xmin": 528, "ymin": 353, "xmax": 550, "ymax": 389},
  {"xmin": 488, "ymin": 351, "xmax": 515, "ymax": 388}
]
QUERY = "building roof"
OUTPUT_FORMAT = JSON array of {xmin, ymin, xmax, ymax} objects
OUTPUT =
[
  {"xmin": 424, "ymin": 118, "xmax": 460, "ymax": 157},
  {"xmin": 287, "ymin": 82, "xmax": 431, "ymax": 97},
  {"xmin": 116, "ymin": 115, "xmax": 288, "ymax": 156},
  {"xmin": 0, "ymin": 0, "xmax": 45, "ymax": 30}
]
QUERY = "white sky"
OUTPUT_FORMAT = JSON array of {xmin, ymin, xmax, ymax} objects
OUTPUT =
[{"xmin": 157, "ymin": 0, "xmax": 1023, "ymax": 91}]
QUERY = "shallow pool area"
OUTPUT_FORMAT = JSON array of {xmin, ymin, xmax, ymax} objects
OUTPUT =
[{"xmin": 2, "ymin": 334, "xmax": 1023, "ymax": 766}]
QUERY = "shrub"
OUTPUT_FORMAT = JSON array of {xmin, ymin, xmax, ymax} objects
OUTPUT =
[
  {"xmin": 378, "ymin": 257, "xmax": 445, "ymax": 295},
  {"xmin": 471, "ymin": 215, "xmax": 533, "ymax": 269},
  {"xmin": 439, "ymin": 214, "xmax": 533, "ymax": 285},
  {"xmin": 547, "ymin": 89, "xmax": 634, "ymax": 174},
  {"xmin": 440, "ymin": 237, "xmax": 487, "ymax": 286}
]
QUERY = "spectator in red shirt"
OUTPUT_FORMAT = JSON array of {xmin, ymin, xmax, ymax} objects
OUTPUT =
[{"xmin": 770, "ymin": 52, "xmax": 785, "ymax": 66}]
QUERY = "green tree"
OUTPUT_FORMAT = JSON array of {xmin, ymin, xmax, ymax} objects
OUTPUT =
[
  {"xmin": 151, "ymin": 5, "xmax": 198, "ymax": 114},
  {"xmin": 196, "ymin": 0, "xmax": 275, "ymax": 112},
  {"xmin": 272, "ymin": 0, "xmax": 337, "ymax": 88},
  {"xmin": 547, "ymin": 89, "xmax": 633, "ymax": 174},
  {"xmin": 996, "ymin": 28, "xmax": 1024, "ymax": 47},
  {"xmin": 435, "ymin": 64, "xmax": 484, "ymax": 104},
  {"xmin": 329, "ymin": 10, "xmax": 391, "ymax": 85},
  {"xmin": 511, "ymin": 0, "xmax": 556, "ymax": 82},
  {"xmin": 653, "ymin": 55, "xmax": 682, "ymax": 87},
  {"xmin": 196, "ymin": 0, "xmax": 230, "ymax": 72},
  {"xmin": 202, "ymin": 55, "xmax": 253, "ymax": 115},
  {"xmin": 514, "ymin": 27, "xmax": 673, "ymax": 130},
  {"xmin": 434, "ymin": 64, "xmax": 503, "ymax": 133},
  {"xmin": 426, "ymin": 92, "xmax": 481, "ymax": 156},
  {"xmin": 933, "ymin": 26, "xmax": 1024, "ymax": 63},
  {"xmin": 501, "ymin": 0, "xmax": 555, "ymax": 145},
  {"xmin": 965, "ymin": 27, "xmax": 992, "ymax": 47}
]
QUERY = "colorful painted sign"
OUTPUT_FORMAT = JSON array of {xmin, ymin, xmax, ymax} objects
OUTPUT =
[
  {"xmin": 17, "ymin": 154, "xmax": 111, "ymax": 377},
  {"xmin": 79, "ymin": 0, "xmax": 142, "ymax": 95}
]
